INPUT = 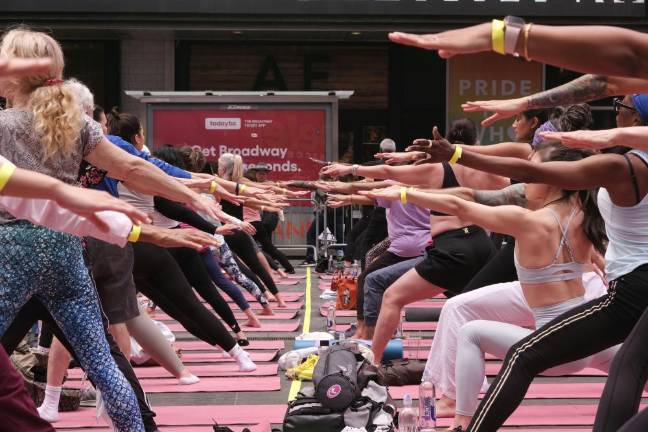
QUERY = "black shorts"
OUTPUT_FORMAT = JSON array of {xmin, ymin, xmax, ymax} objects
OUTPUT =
[
  {"xmin": 85, "ymin": 238, "xmax": 140, "ymax": 324},
  {"xmin": 414, "ymin": 225, "xmax": 496, "ymax": 293}
]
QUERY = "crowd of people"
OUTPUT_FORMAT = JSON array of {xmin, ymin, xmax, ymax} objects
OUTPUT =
[{"xmin": 3, "ymin": 16, "xmax": 648, "ymax": 432}]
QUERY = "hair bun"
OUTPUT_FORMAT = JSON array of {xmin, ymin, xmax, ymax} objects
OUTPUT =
[{"xmin": 109, "ymin": 106, "xmax": 121, "ymax": 119}]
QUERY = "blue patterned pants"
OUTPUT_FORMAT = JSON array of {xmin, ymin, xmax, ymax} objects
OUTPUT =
[{"xmin": 0, "ymin": 221, "xmax": 144, "ymax": 431}]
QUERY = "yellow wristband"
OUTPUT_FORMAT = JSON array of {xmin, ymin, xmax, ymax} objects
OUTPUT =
[
  {"xmin": 449, "ymin": 145, "xmax": 463, "ymax": 164},
  {"xmin": 492, "ymin": 19, "xmax": 505, "ymax": 55},
  {"xmin": 239, "ymin": 184, "xmax": 247, "ymax": 194},
  {"xmin": 209, "ymin": 180, "xmax": 217, "ymax": 194},
  {"xmin": 0, "ymin": 162, "xmax": 16, "ymax": 194},
  {"xmin": 127, "ymin": 224, "xmax": 142, "ymax": 243},
  {"xmin": 400, "ymin": 186, "xmax": 408, "ymax": 205}
]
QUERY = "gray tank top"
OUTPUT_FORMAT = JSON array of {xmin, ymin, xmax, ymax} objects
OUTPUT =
[{"xmin": 514, "ymin": 206, "xmax": 585, "ymax": 284}]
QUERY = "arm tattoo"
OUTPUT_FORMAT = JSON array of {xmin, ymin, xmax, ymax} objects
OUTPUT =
[
  {"xmin": 528, "ymin": 74, "xmax": 609, "ymax": 109},
  {"xmin": 474, "ymin": 183, "xmax": 527, "ymax": 208}
]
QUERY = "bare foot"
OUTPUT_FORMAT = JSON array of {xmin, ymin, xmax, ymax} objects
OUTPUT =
[
  {"xmin": 436, "ymin": 396, "xmax": 456, "ymax": 418},
  {"xmin": 277, "ymin": 300, "xmax": 288, "ymax": 308},
  {"xmin": 260, "ymin": 306, "xmax": 275, "ymax": 316},
  {"xmin": 245, "ymin": 318, "xmax": 262, "ymax": 328},
  {"xmin": 277, "ymin": 269, "xmax": 288, "ymax": 278}
]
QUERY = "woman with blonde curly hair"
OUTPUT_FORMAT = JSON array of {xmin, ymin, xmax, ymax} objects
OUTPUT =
[{"xmin": 0, "ymin": 28, "xmax": 224, "ymax": 431}]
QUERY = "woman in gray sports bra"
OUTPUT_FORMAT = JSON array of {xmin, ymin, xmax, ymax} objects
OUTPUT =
[{"xmin": 368, "ymin": 142, "xmax": 614, "ymax": 432}]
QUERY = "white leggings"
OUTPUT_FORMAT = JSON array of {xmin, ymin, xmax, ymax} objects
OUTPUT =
[
  {"xmin": 455, "ymin": 295, "xmax": 619, "ymax": 416},
  {"xmin": 423, "ymin": 272, "xmax": 608, "ymax": 400}
]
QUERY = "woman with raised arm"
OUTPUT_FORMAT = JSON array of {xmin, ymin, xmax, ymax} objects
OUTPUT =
[
  {"xmin": 365, "ymin": 142, "xmax": 617, "ymax": 432},
  {"xmin": 408, "ymin": 122, "xmax": 648, "ymax": 432},
  {"xmin": 320, "ymin": 133, "xmax": 509, "ymax": 361}
]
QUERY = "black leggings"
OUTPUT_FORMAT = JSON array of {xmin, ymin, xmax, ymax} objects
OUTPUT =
[
  {"xmin": 1, "ymin": 298, "xmax": 158, "ymax": 432},
  {"xmin": 357, "ymin": 251, "xmax": 412, "ymax": 321},
  {"xmin": 461, "ymin": 239, "xmax": 517, "ymax": 293},
  {"xmin": 595, "ymin": 299, "xmax": 648, "ymax": 431},
  {"xmin": 132, "ymin": 242, "xmax": 236, "ymax": 352},
  {"xmin": 167, "ymin": 247, "xmax": 240, "ymax": 333},
  {"xmin": 466, "ymin": 265, "xmax": 648, "ymax": 432},
  {"xmin": 225, "ymin": 230, "xmax": 279, "ymax": 295},
  {"xmin": 251, "ymin": 220, "xmax": 294, "ymax": 273}
]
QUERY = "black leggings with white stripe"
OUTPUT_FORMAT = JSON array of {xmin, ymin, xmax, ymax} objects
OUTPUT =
[{"xmin": 466, "ymin": 264, "xmax": 648, "ymax": 432}]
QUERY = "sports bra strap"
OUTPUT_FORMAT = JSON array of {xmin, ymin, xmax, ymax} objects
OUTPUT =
[
  {"xmin": 623, "ymin": 154, "xmax": 641, "ymax": 205},
  {"xmin": 546, "ymin": 207, "xmax": 579, "ymax": 263}
]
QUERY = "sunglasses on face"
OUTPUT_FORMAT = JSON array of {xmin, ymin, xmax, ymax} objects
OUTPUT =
[{"xmin": 614, "ymin": 97, "xmax": 637, "ymax": 114}]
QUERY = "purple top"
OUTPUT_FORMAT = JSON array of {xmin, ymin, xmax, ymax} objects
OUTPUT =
[{"xmin": 376, "ymin": 198, "xmax": 431, "ymax": 258}]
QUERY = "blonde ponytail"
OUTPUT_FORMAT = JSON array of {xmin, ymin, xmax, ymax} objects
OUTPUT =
[
  {"xmin": 29, "ymin": 83, "xmax": 83, "ymax": 160},
  {"xmin": 231, "ymin": 155, "xmax": 244, "ymax": 182},
  {"xmin": 0, "ymin": 28, "xmax": 83, "ymax": 161}
]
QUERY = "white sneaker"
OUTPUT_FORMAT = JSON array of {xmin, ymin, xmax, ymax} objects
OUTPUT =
[{"xmin": 235, "ymin": 351, "xmax": 257, "ymax": 372}]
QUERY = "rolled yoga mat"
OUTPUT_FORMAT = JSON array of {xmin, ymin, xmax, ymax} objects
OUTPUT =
[
  {"xmin": 292, "ymin": 338, "xmax": 404, "ymax": 362},
  {"xmin": 404, "ymin": 307, "xmax": 442, "ymax": 322}
]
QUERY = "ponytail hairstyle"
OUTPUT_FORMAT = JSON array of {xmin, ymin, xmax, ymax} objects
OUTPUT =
[
  {"xmin": 179, "ymin": 145, "xmax": 206, "ymax": 173},
  {"xmin": 107, "ymin": 107, "xmax": 141, "ymax": 144},
  {"xmin": 218, "ymin": 153, "xmax": 243, "ymax": 181},
  {"xmin": 536, "ymin": 140, "xmax": 607, "ymax": 254},
  {"xmin": 0, "ymin": 28, "xmax": 83, "ymax": 161}
]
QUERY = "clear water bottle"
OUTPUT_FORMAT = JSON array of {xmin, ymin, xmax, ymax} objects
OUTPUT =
[
  {"xmin": 419, "ymin": 380, "xmax": 436, "ymax": 430},
  {"xmin": 351, "ymin": 259, "xmax": 360, "ymax": 279},
  {"xmin": 395, "ymin": 312, "xmax": 404, "ymax": 339},
  {"xmin": 326, "ymin": 304, "xmax": 336, "ymax": 335},
  {"xmin": 399, "ymin": 393, "xmax": 419, "ymax": 432}
]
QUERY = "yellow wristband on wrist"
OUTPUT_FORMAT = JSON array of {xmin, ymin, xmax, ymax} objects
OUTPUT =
[
  {"xmin": 400, "ymin": 186, "xmax": 408, "ymax": 205},
  {"xmin": 0, "ymin": 162, "xmax": 17, "ymax": 194},
  {"xmin": 209, "ymin": 180, "xmax": 217, "ymax": 194},
  {"xmin": 492, "ymin": 19, "xmax": 506, "ymax": 55},
  {"xmin": 239, "ymin": 184, "xmax": 247, "ymax": 194},
  {"xmin": 449, "ymin": 145, "xmax": 463, "ymax": 164},
  {"xmin": 128, "ymin": 224, "xmax": 142, "ymax": 243}
]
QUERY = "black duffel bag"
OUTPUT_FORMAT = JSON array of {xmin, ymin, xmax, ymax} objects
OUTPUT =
[
  {"xmin": 283, "ymin": 386, "xmax": 346, "ymax": 432},
  {"xmin": 312, "ymin": 344, "xmax": 360, "ymax": 411}
]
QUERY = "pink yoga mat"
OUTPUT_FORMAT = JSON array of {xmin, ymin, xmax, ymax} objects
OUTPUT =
[
  {"xmin": 65, "ymin": 376, "xmax": 281, "ymax": 393},
  {"xmin": 319, "ymin": 305, "xmax": 355, "ymax": 317},
  {"xmin": 287, "ymin": 275, "xmax": 306, "ymax": 280},
  {"xmin": 69, "ymin": 363, "xmax": 279, "ymax": 380},
  {"xmin": 391, "ymin": 382, "xmax": 647, "ymax": 400},
  {"xmin": 335, "ymin": 322, "xmax": 437, "ymax": 332},
  {"xmin": 240, "ymin": 301, "xmax": 304, "ymax": 311},
  {"xmin": 275, "ymin": 279, "xmax": 300, "ymax": 286},
  {"xmin": 175, "ymin": 340, "xmax": 285, "ymax": 351},
  {"xmin": 486, "ymin": 363, "xmax": 607, "ymax": 377},
  {"xmin": 155, "ymin": 311, "xmax": 298, "ymax": 322},
  {"xmin": 177, "ymin": 351, "xmax": 279, "ymax": 363},
  {"xmin": 166, "ymin": 321, "xmax": 300, "ymax": 333},
  {"xmin": 56, "ymin": 404, "xmax": 286, "ymax": 429}
]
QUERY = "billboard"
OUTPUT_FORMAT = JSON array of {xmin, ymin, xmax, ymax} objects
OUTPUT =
[
  {"xmin": 447, "ymin": 52, "xmax": 544, "ymax": 145},
  {"xmin": 150, "ymin": 106, "xmax": 328, "ymax": 181}
]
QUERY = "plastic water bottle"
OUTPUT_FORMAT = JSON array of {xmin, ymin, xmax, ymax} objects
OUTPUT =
[
  {"xmin": 399, "ymin": 393, "xmax": 419, "ymax": 432},
  {"xmin": 419, "ymin": 380, "xmax": 436, "ymax": 430},
  {"xmin": 326, "ymin": 305, "xmax": 336, "ymax": 335},
  {"xmin": 351, "ymin": 259, "xmax": 360, "ymax": 279}
]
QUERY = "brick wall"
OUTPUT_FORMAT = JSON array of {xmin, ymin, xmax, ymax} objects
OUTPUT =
[{"xmin": 120, "ymin": 35, "xmax": 175, "ymax": 130}]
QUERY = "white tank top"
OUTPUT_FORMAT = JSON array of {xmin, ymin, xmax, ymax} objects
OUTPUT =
[
  {"xmin": 117, "ymin": 183, "xmax": 178, "ymax": 230},
  {"xmin": 598, "ymin": 150, "xmax": 648, "ymax": 280}
]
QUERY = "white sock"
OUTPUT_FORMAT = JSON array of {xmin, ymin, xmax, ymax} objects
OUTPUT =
[
  {"xmin": 228, "ymin": 345, "xmax": 257, "ymax": 372},
  {"xmin": 37, "ymin": 385, "xmax": 62, "ymax": 422},
  {"xmin": 178, "ymin": 372, "xmax": 200, "ymax": 385}
]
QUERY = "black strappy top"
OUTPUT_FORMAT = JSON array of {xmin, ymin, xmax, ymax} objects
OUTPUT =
[{"xmin": 430, "ymin": 162, "xmax": 460, "ymax": 217}]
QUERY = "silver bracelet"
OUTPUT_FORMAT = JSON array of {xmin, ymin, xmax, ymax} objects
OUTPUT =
[{"xmin": 351, "ymin": 164, "xmax": 359, "ymax": 176}]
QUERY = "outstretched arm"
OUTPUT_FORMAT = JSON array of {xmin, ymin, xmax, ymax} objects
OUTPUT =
[
  {"xmin": 361, "ymin": 186, "xmax": 531, "ymax": 238},
  {"xmin": 542, "ymin": 127, "xmax": 648, "ymax": 152},
  {"xmin": 464, "ymin": 74, "xmax": 648, "ymax": 127},
  {"xmin": 389, "ymin": 23, "xmax": 648, "ymax": 78},
  {"xmin": 320, "ymin": 162, "xmax": 443, "ymax": 188},
  {"xmin": 407, "ymin": 127, "xmax": 627, "ymax": 192}
]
